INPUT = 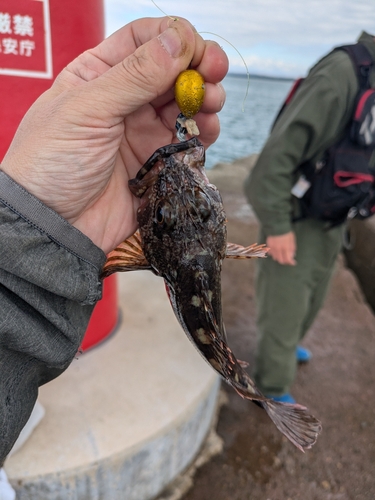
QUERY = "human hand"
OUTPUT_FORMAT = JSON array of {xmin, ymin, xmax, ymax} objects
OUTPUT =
[
  {"xmin": 266, "ymin": 232, "xmax": 297, "ymax": 265},
  {"xmin": 1, "ymin": 17, "xmax": 228, "ymax": 255}
]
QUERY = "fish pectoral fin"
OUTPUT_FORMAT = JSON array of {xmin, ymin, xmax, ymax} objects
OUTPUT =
[
  {"xmin": 226, "ymin": 242, "xmax": 269, "ymax": 259},
  {"xmin": 101, "ymin": 230, "xmax": 151, "ymax": 278}
]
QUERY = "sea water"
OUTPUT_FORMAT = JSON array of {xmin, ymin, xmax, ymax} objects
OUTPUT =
[{"xmin": 206, "ymin": 74, "xmax": 294, "ymax": 169}]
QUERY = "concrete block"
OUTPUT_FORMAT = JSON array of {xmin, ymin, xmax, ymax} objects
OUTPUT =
[{"xmin": 5, "ymin": 271, "xmax": 220, "ymax": 500}]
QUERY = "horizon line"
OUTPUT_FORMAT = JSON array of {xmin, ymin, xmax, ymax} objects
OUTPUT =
[{"xmin": 228, "ymin": 72, "xmax": 295, "ymax": 82}]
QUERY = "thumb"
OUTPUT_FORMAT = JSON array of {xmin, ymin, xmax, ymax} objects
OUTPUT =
[{"xmin": 77, "ymin": 20, "xmax": 199, "ymax": 123}]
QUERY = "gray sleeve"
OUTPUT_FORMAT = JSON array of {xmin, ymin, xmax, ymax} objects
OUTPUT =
[{"xmin": 0, "ymin": 171, "xmax": 107, "ymax": 464}]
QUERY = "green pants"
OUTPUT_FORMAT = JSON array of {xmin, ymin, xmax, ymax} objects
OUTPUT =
[{"xmin": 254, "ymin": 218, "xmax": 342, "ymax": 395}]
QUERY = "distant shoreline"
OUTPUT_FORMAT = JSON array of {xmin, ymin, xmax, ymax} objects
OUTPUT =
[{"xmin": 228, "ymin": 72, "xmax": 295, "ymax": 83}]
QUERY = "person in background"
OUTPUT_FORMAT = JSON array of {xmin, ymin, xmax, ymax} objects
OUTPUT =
[
  {"xmin": 0, "ymin": 15, "xmax": 228, "ymax": 475},
  {"xmin": 244, "ymin": 32, "xmax": 375, "ymax": 404}
]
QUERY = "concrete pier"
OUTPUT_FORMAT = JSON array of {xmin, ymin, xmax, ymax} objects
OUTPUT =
[{"xmin": 5, "ymin": 271, "xmax": 220, "ymax": 500}]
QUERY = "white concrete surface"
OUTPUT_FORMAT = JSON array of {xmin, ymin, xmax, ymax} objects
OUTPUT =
[{"xmin": 5, "ymin": 271, "xmax": 220, "ymax": 500}]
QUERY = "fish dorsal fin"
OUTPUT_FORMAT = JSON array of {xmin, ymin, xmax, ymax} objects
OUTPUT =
[
  {"xmin": 101, "ymin": 231, "xmax": 151, "ymax": 278},
  {"xmin": 226, "ymin": 242, "xmax": 269, "ymax": 259}
]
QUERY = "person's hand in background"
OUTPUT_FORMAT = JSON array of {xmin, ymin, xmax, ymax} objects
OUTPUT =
[{"xmin": 266, "ymin": 232, "xmax": 297, "ymax": 265}]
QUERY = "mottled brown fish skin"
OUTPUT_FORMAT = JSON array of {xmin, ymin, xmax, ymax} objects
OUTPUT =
[
  {"xmin": 130, "ymin": 138, "xmax": 237, "ymax": 371},
  {"xmin": 118, "ymin": 137, "xmax": 322, "ymax": 452}
]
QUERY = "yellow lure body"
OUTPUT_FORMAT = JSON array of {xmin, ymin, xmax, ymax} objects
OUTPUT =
[{"xmin": 174, "ymin": 69, "xmax": 205, "ymax": 118}]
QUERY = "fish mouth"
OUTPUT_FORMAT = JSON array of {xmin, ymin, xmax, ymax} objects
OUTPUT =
[
  {"xmin": 180, "ymin": 142, "xmax": 205, "ymax": 167},
  {"xmin": 179, "ymin": 143, "xmax": 208, "ymax": 184}
]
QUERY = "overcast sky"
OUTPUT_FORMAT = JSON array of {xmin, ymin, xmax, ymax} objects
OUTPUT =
[{"xmin": 104, "ymin": 0, "xmax": 374, "ymax": 79}]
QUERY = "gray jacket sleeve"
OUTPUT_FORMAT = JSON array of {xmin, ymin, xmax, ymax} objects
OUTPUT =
[{"xmin": 0, "ymin": 171, "xmax": 107, "ymax": 464}]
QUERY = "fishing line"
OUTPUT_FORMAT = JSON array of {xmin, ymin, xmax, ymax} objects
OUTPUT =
[
  {"xmin": 199, "ymin": 31, "xmax": 250, "ymax": 112},
  {"xmin": 150, "ymin": 0, "xmax": 250, "ymax": 112},
  {"xmin": 151, "ymin": 0, "xmax": 176, "ymax": 20}
]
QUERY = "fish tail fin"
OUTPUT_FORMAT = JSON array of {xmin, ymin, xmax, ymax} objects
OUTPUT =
[{"xmin": 260, "ymin": 399, "xmax": 322, "ymax": 452}]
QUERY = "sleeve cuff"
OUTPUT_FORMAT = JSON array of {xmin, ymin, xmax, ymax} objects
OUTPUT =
[
  {"xmin": 0, "ymin": 170, "xmax": 107, "ymax": 305},
  {"xmin": 0, "ymin": 171, "xmax": 105, "ymax": 270}
]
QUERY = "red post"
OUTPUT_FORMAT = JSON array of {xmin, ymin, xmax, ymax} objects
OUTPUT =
[{"xmin": 0, "ymin": 0, "xmax": 119, "ymax": 350}]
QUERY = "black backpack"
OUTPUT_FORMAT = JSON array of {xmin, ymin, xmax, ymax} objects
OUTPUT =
[{"xmin": 276, "ymin": 43, "xmax": 375, "ymax": 227}]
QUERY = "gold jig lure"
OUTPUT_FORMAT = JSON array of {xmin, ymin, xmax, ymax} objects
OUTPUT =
[
  {"xmin": 175, "ymin": 69, "xmax": 205, "ymax": 118},
  {"xmin": 174, "ymin": 69, "xmax": 205, "ymax": 140}
]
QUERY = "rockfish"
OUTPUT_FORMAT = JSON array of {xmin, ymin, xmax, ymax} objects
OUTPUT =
[{"xmin": 101, "ymin": 137, "xmax": 321, "ymax": 452}]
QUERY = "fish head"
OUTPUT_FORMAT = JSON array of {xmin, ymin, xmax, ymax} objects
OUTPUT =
[{"xmin": 130, "ymin": 139, "xmax": 227, "ymax": 277}]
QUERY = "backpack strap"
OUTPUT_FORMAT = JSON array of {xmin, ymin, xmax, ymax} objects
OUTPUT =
[
  {"xmin": 272, "ymin": 77, "xmax": 304, "ymax": 127},
  {"xmin": 336, "ymin": 43, "xmax": 373, "ymax": 90}
]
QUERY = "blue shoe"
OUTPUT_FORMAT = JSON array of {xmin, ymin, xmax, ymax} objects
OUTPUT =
[
  {"xmin": 266, "ymin": 393, "xmax": 296, "ymax": 404},
  {"xmin": 296, "ymin": 345, "xmax": 312, "ymax": 363}
]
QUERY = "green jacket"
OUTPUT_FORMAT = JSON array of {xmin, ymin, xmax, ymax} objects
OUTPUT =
[{"xmin": 244, "ymin": 32, "xmax": 375, "ymax": 236}]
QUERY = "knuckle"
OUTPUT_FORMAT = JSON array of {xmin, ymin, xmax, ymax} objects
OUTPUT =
[{"xmin": 121, "ymin": 53, "xmax": 159, "ymax": 95}]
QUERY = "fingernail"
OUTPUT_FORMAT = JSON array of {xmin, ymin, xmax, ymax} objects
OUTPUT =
[
  {"xmin": 217, "ymin": 82, "xmax": 226, "ymax": 109},
  {"xmin": 158, "ymin": 27, "xmax": 182, "ymax": 58}
]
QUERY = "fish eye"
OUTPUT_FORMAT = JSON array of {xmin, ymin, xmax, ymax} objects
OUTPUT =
[
  {"xmin": 155, "ymin": 201, "xmax": 176, "ymax": 229},
  {"xmin": 194, "ymin": 189, "xmax": 211, "ymax": 221}
]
